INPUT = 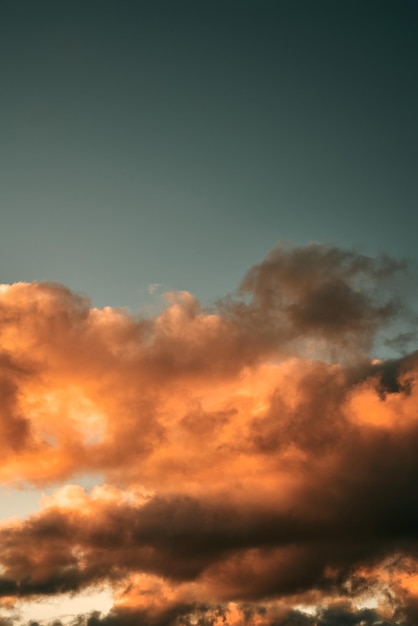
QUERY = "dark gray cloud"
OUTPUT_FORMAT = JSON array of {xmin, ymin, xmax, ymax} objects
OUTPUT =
[{"xmin": 222, "ymin": 244, "xmax": 407, "ymax": 356}]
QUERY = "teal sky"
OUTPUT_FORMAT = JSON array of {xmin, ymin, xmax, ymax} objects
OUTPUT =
[{"xmin": 1, "ymin": 0, "xmax": 417, "ymax": 309}]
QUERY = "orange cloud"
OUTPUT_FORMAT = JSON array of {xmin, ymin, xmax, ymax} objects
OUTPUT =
[{"xmin": 0, "ymin": 245, "xmax": 416, "ymax": 625}]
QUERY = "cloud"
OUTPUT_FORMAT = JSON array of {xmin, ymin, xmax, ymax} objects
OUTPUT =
[
  {"xmin": 147, "ymin": 283, "xmax": 161, "ymax": 295},
  {"xmin": 222, "ymin": 244, "xmax": 405, "ymax": 356},
  {"xmin": 0, "ymin": 244, "xmax": 417, "ymax": 625}
]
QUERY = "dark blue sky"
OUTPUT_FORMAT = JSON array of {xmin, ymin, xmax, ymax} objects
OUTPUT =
[{"xmin": 1, "ymin": 0, "xmax": 417, "ymax": 309}]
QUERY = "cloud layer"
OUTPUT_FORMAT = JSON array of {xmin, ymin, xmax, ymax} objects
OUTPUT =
[{"xmin": 0, "ymin": 244, "xmax": 417, "ymax": 625}]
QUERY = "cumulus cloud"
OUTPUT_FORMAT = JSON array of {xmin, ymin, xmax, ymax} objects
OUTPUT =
[
  {"xmin": 0, "ymin": 244, "xmax": 417, "ymax": 625},
  {"xmin": 222, "ymin": 244, "xmax": 406, "ymax": 356}
]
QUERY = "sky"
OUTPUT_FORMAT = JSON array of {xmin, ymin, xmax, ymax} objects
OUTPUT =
[{"xmin": 0, "ymin": 1, "xmax": 418, "ymax": 625}]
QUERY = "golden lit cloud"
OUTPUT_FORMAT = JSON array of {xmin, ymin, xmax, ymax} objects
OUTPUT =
[{"xmin": 0, "ymin": 245, "xmax": 417, "ymax": 625}]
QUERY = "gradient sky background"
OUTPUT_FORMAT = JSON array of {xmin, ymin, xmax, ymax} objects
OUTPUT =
[
  {"xmin": 1, "ymin": 0, "xmax": 417, "ymax": 309},
  {"xmin": 1, "ymin": 2, "xmax": 418, "ymax": 626}
]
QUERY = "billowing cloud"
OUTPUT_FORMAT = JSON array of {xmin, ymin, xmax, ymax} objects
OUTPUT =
[{"xmin": 0, "ymin": 244, "xmax": 417, "ymax": 625}]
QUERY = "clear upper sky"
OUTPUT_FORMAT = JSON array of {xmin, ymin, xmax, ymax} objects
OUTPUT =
[{"xmin": 1, "ymin": 0, "xmax": 417, "ymax": 309}]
